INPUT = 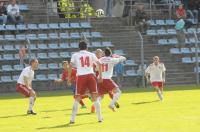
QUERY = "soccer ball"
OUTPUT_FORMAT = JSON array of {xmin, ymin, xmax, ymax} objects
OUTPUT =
[{"xmin": 96, "ymin": 9, "xmax": 104, "ymax": 17}]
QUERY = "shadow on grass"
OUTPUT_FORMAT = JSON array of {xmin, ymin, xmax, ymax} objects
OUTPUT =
[
  {"xmin": 132, "ymin": 100, "xmax": 160, "ymax": 105},
  {"xmin": 0, "ymin": 114, "xmax": 28, "ymax": 118},
  {"xmin": 66, "ymin": 112, "xmax": 92, "ymax": 116},
  {"xmin": 41, "ymin": 108, "xmax": 72, "ymax": 113},
  {"xmin": 37, "ymin": 121, "xmax": 99, "ymax": 130}
]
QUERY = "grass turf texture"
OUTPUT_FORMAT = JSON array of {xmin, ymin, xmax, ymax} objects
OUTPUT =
[{"xmin": 0, "ymin": 85, "xmax": 200, "ymax": 132}]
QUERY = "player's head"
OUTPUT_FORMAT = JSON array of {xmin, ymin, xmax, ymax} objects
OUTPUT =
[
  {"xmin": 105, "ymin": 47, "xmax": 112, "ymax": 57},
  {"xmin": 62, "ymin": 61, "xmax": 69, "ymax": 70},
  {"xmin": 30, "ymin": 59, "xmax": 38, "ymax": 70},
  {"xmin": 95, "ymin": 49, "xmax": 103, "ymax": 58},
  {"xmin": 153, "ymin": 56, "xmax": 159, "ymax": 65},
  {"xmin": 79, "ymin": 41, "xmax": 87, "ymax": 50}
]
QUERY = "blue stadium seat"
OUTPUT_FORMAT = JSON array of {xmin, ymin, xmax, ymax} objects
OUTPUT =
[
  {"xmin": 194, "ymin": 67, "xmax": 200, "ymax": 73},
  {"xmin": 49, "ymin": 23, "xmax": 59, "ymax": 30},
  {"xmin": 26, "ymin": 34, "xmax": 38, "ymax": 40},
  {"xmin": 113, "ymin": 50, "xmax": 125, "ymax": 56},
  {"xmin": 102, "ymin": 41, "xmax": 113, "ymax": 47},
  {"xmin": 59, "ymin": 32, "xmax": 70, "ymax": 39},
  {"xmin": 0, "ymin": 25, "xmax": 5, "ymax": 31},
  {"xmin": 158, "ymin": 39, "xmax": 168, "ymax": 45},
  {"xmin": 168, "ymin": 38, "xmax": 178, "ymax": 45},
  {"xmin": 29, "ymin": 44, "xmax": 38, "ymax": 50},
  {"xmin": 81, "ymin": 32, "xmax": 91, "ymax": 38},
  {"xmin": 27, "ymin": 24, "xmax": 38, "ymax": 30},
  {"xmin": 59, "ymin": 43, "xmax": 70, "ymax": 49},
  {"xmin": 19, "ymin": 4, "xmax": 29, "ymax": 11},
  {"xmin": 47, "ymin": 74, "xmax": 58, "ymax": 80},
  {"xmin": 148, "ymin": 20, "xmax": 156, "ymax": 26},
  {"xmin": 37, "ymin": 53, "xmax": 48, "ymax": 59},
  {"xmin": 38, "ymin": 63, "xmax": 48, "ymax": 70},
  {"xmin": 70, "ymin": 42, "xmax": 79, "ymax": 48},
  {"xmin": 70, "ymin": 23, "xmax": 80, "ymax": 29},
  {"xmin": 2, "ymin": 65, "xmax": 13, "ymax": 71},
  {"xmin": 125, "ymin": 70, "xmax": 137, "ymax": 76},
  {"xmin": 60, "ymin": 52, "xmax": 70, "ymax": 58},
  {"xmin": 157, "ymin": 29, "xmax": 167, "ymax": 35},
  {"xmin": 165, "ymin": 19, "xmax": 175, "ymax": 25},
  {"xmin": 59, "ymin": 23, "xmax": 69, "ymax": 29},
  {"xmin": 191, "ymin": 48, "xmax": 200, "ymax": 53},
  {"xmin": 49, "ymin": 33, "xmax": 59, "ymax": 40},
  {"xmin": 29, "ymin": 53, "xmax": 37, "ymax": 59},
  {"xmin": 38, "ymin": 33, "xmax": 48, "ymax": 40},
  {"xmin": 0, "ymin": 45, "xmax": 3, "ymax": 52},
  {"xmin": 1, "ymin": 76, "xmax": 12, "ymax": 82},
  {"xmin": 197, "ymin": 28, "xmax": 200, "ymax": 34},
  {"xmin": 6, "ymin": 25, "xmax": 16, "ymax": 31},
  {"xmin": 14, "ymin": 54, "xmax": 21, "ymax": 59},
  {"xmin": 36, "ymin": 74, "xmax": 47, "ymax": 81},
  {"xmin": 186, "ymin": 28, "xmax": 196, "ymax": 34},
  {"xmin": 4, "ymin": 44, "xmax": 15, "ymax": 51},
  {"xmin": 91, "ymin": 41, "xmax": 102, "ymax": 47},
  {"xmin": 38, "ymin": 24, "xmax": 49, "ymax": 30},
  {"xmin": 91, "ymin": 32, "xmax": 102, "ymax": 38},
  {"xmin": 4, "ymin": 35, "xmax": 15, "ymax": 41},
  {"xmin": 49, "ymin": 43, "xmax": 58, "ymax": 49},
  {"xmin": 146, "ymin": 30, "xmax": 157, "ymax": 36},
  {"xmin": 180, "ymin": 48, "xmax": 191, "ymax": 54},
  {"xmin": 0, "ymin": 35, "xmax": 4, "ymax": 41},
  {"xmin": 124, "ymin": 60, "xmax": 137, "ymax": 66},
  {"xmin": 3, "ymin": 54, "xmax": 14, "ymax": 60},
  {"xmin": 12, "ymin": 75, "xmax": 19, "ymax": 81},
  {"xmin": 70, "ymin": 32, "xmax": 80, "ymax": 39},
  {"xmin": 189, "ymin": 37, "xmax": 196, "ymax": 44},
  {"xmin": 49, "ymin": 52, "xmax": 59, "ymax": 58},
  {"xmin": 182, "ymin": 57, "xmax": 192, "ymax": 63},
  {"xmin": 156, "ymin": 20, "xmax": 166, "ymax": 26},
  {"xmin": 16, "ymin": 24, "xmax": 27, "ymax": 31},
  {"xmin": 170, "ymin": 48, "xmax": 181, "ymax": 54},
  {"xmin": 48, "ymin": 63, "xmax": 59, "ymax": 69},
  {"xmin": 167, "ymin": 29, "xmax": 176, "ymax": 35},
  {"xmin": 192, "ymin": 57, "xmax": 200, "ymax": 62},
  {"xmin": 16, "ymin": 34, "xmax": 26, "ymax": 41},
  {"xmin": 13, "ymin": 64, "xmax": 24, "ymax": 71},
  {"xmin": 38, "ymin": 43, "xmax": 48, "ymax": 50},
  {"xmin": 80, "ymin": 22, "xmax": 92, "ymax": 28}
]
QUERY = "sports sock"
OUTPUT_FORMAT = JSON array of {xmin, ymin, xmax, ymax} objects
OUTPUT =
[
  {"xmin": 110, "ymin": 92, "xmax": 121, "ymax": 108},
  {"xmin": 94, "ymin": 99, "xmax": 102, "ymax": 121},
  {"xmin": 29, "ymin": 96, "xmax": 35, "ymax": 111},
  {"xmin": 70, "ymin": 100, "xmax": 79, "ymax": 122}
]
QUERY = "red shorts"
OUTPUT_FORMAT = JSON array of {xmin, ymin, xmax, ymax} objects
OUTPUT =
[
  {"xmin": 16, "ymin": 83, "xmax": 30, "ymax": 97},
  {"xmin": 151, "ymin": 82, "xmax": 163, "ymax": 89},
  {"xmin": 98, "ymin": 79, "xmax": 118, "ymax": 96},
  {"xmin": 76, "ymin": 74, "xmax": 98, "ymax": 96}
]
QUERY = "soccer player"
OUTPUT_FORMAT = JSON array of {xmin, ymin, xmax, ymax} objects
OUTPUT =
[
  {"xmin": 67, "ymin": 41, "xmax": 103, "ymax": 123},
  {"xmin": 54, "ymin": 61, "xmax": 87, "ymax": 108},
  {"xmin": 16, "ymin": 59, "xmax": 38, "ymax": 115},
  {"xmin": 98, "ymin": 48, "xmax": 126, "ymax": 112},
  {"xmin": 145, "ymin": 56, "xmax": 166, "ymax": 101}
]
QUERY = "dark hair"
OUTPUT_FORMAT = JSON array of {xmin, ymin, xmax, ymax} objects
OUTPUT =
[
  {"xmin": 79, "ymin": 41, "xmax": 87, "ymax": 50},
  {"xmin": 105, "ymin": 47, "xmax": 112, "ymax": 56},
  {"xmin": 30, "ymin": 59, "xmax": 38, "ymax": 65}
]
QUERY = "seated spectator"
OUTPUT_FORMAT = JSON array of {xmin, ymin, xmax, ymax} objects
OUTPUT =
[
  {"xmin": 0, "ymin": 2, "xmax": 7, "ymax": 26},
  {"xmin": 7, "ymin": 0, "xmax": 24, "ymax": 25},
  {"xmin": 135, "ymin": 4, "xmax": 149, "ymax": 33},
  {"xmin": 176, "ymin": 3, "xmax": 186, "ymax": 20}
]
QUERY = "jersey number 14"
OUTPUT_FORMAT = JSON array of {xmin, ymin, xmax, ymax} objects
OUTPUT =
[{"xmin": 80, "ymin": 56, "xmax": 90, "ymax": 67}]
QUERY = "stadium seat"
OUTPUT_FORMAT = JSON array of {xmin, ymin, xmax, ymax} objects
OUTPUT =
[
  {"xmin": 180, "ymin": 48, "xmax": 191, "ymax": 54},
  {"xmin": 38, "ymin": 24, "xmax": 49, "ymax": 30},
  {"xmin": 47, "ymin": 74, "xmax": 58, "ymax": 80},
  {"xmin": 59, "ymin": 23, "xmax": 70, "ymax": 29},
  {"xmin": 186, "ymin": 28, "xmax": 196, "ymax": 34},
  {"xmin": 168, "ymin": 38, "xmax": 178, "ymax": 45},
  {"xmin": 48, "ymin": 63, "xmax": 59, "ymax": 69},
  {"xmin": 189, "ymin": 37, "xmax": 197, "ymax": 44},
  {"xmin": 2, "ymin": 65, "xmax": 13, "ymax": 71},
  {"xmin": 0, "ymin": 35, "xmax": 4, "ymax": 41},
  {"xmin": 91, "ymin": 41, "xmax": 102, "ymax": 47},
  {"xmin": 196, "ymin": 28, "xmax": 200, "ymax": 34},
  {"xmin": 157, "ymin": 29, "xmax": 167, "ymax": 35},
  {"xmin": 49, "ymin": 23, "xmax": 59, "ymax": 30},
  {"xmin": 4, "ymin": 35, "xmax": 15, "ymax": 41},
  {"xmin": 38, "ymin": 43, "xmax": 48, "ymax": 50},
  {"xmin": 91, "ymin": 32, "xmax": 102, "ymax": 38},
  {"xmin": 125, "ymin": 70, "xmax": 137, "ymax": 76},
  {"xmin": 194, "ymin": 67, "xmax": 200, "ymax": 73},
  {"xmin": 60, "ymin": 52, "xmax": 70, "ymax": 58},
  {"xmin": 19, "ymin": 4, "xmax": 29, "ymax": 11},
  {"xmin": 182, "ymin": 57, "xmax": 192, "ymax": 63},
  {"xmin": 16, "ymin": 34, "xmax": 26, "ymax": 41},
  {"xmin": 3, "ymin": 54, "xmax": 14, "ymax": 60},
  {"xmin": 80, "ymin": 22, "xmax": 92, "ymax": 28},
  {"xmin": 5, "ymin": 25, "xmax": 16, "ymax": 31},
  {"xmin": 14, "ymin": 54, "xmax": 21, "ymax": 59},
  {"xmin": 156, "ymin": 20, "xmax": 166, "ymax": 26},
  {"xmin": 102, "ymin": 41, "xmax": 113, "ymax": 47},
  {"xmin": 49, "ymin": 52, "xmax": 59, "ymax": 59},
  {"xmin": 36, "ymin": 74, "xmax": 47, "ymax": 81},
  {"xmin": 59, "ymin": 43, "xmax": 70, "ymax": 49},
  {"xmin": 81, "ymin": 32, "xmax": 91, "ymax": 38},
  {"xmin": 49, "ymin": 43, "xmax": 59, "ymax": 49},
  {"xmin": 13, "ymin": 64, "xmax": 24, "ymax": 71},
  {"xmin": 148, "ymin": 20, "xmax": 156, "ymax": 26},
  {"xmin": 170, "ymin": 48, "xmax": 181, "ymax": 54},
  {"xmin": 16, "ymin": 24, "xmax": 27, "ymax": 31},
  {"xmin": 70, "ymin": 32, "xmax": 80, "ymax": 39},
  {"xmin": 124, "ymin": 60, "xmax": 137, "ymax": 66},
  {"xmin": 146, "ymin": 30, "xmax": 157, "ymax": 36},
  {"xmin": 158, "ymin": 39, "xmax": 168, "ymax": 45},
  {"xmin": 38, "ymin": 63, "xmax": 48, "ymax": 70},
  {"xmin": 113, "ymin": 50, "xmax": 125, "ymax": 56},
  {"xmin": 12, "ymin": 75, "xmax": 19, "ymax": 81},
  {"xmin": 3, "ymin": 44, "xmax": 15, "ymax": 51},
  {"xmin": 49, "ymin": 33, "xmax": 59, "ymax": 40},
  {"xmin": 70, "ymin": 23, "xmax": 80, "ymax": 29},
  {"xmin": 29, "ymin": 44, "xmax": 38, "ymax": 50},
  {"xmin": 70, "ymin": 42, "xmax": 79, "ymax": 48},
  {"xmin": 1, "ymin": 76, "xmax": 12, "ymax": 82},
  {"xmin": 167, "ymin": 29, "xmax": 176, "ymax": 35},
  {"xmin": 191, "ymin": 47, "xmax": 200, "ymax": 53},
  {"xmin": 0, "ymin": 45, "xmax": 3, "ymax": 52},
  {"xmin": 29, "ymin": 53, "xmax": 37, "ymax": 59},
  {"xmin": 26, "ymin": 34, "xmax": 38, "ymax": 40},
  {"xmin": 59, "ymin": 32, "xmax": 70, "ymax": 39},
  {"xmin": 37, "ymin": 53, "xmax": 48, "ymax": 59},
  {"xmin": 38, "ymin": 33, "xmax": 48, "ymax": 40},
  {"xmin": 27, "ymin": 24, "xmax": 38, "ymax": 30},
  {"xmin": 192, "ymin": 57, "xmax": 200, "ymax": 62},
  {"xmin": 0, "ymin": 25, "xmax": 5, "ymax": 31},
  {"xmin": 165, "ymin": 19, "xmax": 175, "ymax": 25}
]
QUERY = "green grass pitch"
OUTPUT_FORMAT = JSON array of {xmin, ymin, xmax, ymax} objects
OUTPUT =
[{"xmin": 0, "ymin": 85, "xmax": 200, "ymax": 132}]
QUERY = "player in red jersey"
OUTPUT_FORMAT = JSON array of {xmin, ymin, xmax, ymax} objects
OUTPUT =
[
  {"xmin": 55, "ymin": 61, "xmax": 87, "ymax": 108},
  {"xmin": 16, "ymin": 59, "xmax": 38, "ymax": 115},
  {"xmin": 67, "ymin": 41, "xmax": 103, "ymax": 123},
  {"xmin": 97, "ymin": 48, "xmax": 126, "ymax": 112}
]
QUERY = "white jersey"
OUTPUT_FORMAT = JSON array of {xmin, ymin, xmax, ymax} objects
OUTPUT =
[
  {"xmin": 7, "ymin": 4, "xmax": 20, "ymax": 15},
  {"xmin": 145, "ymin": 63, "xmax": 166, "ymax": 82},
  {"xmin": 17, "ymin": 66, "xmax": 34, "ymax": 85},
  {"xmin": 71, "ymin": 50, "xmax": 99, "ymax": 76},
  {"xmin": 99, "ymin": 56, "xmax": 126, "ymax": 79}
]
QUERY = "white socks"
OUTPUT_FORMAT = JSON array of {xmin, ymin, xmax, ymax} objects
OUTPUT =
[
  {"xmin": 70, "ymin": 100, "xmax": 79, "ymax": 122},
  {"xmin": 110, "ymin": 92, "xmax": 121, "ymax": 108},
  {"xmin": 94, "ymin": 99, "xmax": 102, "ymax": 121},
  {"xmin": 157, "ymin": 90, "xmax": 163, "ymax": 101},
  {"xmin": 29, "ymin": 96, "xmax": 35, "ymax": 111}
]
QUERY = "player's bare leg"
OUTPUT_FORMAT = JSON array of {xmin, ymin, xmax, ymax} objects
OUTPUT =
[
  {"xmin": 92, "ymin": 93, "xmax": 103, "ymax": 122},
  {"xmin": 70, "ymin": 95, "xmax": 81, "ymax": 124},
  {"xmin": 27, "ymin": 89, "xmax": 37, "ymax": 115},
  {"xmin": 109, "ymin": 88, "xmax": 121, "ymax": 112},
  {"xmin": 155, "ymin": 87, "xmax": 163, "ymax": 101}
]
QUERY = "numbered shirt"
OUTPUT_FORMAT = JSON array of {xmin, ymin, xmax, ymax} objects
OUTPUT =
[
  {"xmin": 17, "ymin": 66, "xmax": 34, "ymax": 85},
  {"xmin": 145, "ymin": 63, "xmax": 166, "ymax": 82},
  {"xmin": 71, "ymin": 50, "xmax": 99, "ymax": 76},
  {"xmin": 99, "ymin": 56, "xmax": 126, "ymax": 79}
]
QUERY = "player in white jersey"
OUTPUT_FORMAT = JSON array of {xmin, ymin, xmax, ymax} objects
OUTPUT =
[
  {"xmin": 98, "ymin": 48, "xmax": 126, "ymax": 112},
  {"xmin": 67, "ymin": 41, "xmax": 103, "ymax": 123},
  {"xmin": 145, "ymin": 56, "xmax": 166, "ymax": 101},
  {"xmin": 16, "ymin": 59, "xmax": 38, "ymax": 115}
]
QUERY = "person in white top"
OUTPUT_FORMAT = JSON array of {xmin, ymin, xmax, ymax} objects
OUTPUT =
[
  {"xmin": 145, "ymin": 56, "xmax": 166, "ymax": 101},
  {"xmin": 16, "ymin": 59, "xmax": 38, "ymax": 115},
  {"xmin": 67, "ymin": 41, "xmax": 103, "ymax": 123},
  {"xmin": 7, "ymin": 0, "xmax": 24, "ymax": 24},
  {"xmin": 98, "ymin": 48, "xmax": 126, "ymax": 112}
]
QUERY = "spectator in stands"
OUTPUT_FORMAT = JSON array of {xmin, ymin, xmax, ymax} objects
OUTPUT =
[
  {"xmin": 114, "ymin": 62, "xmax": 124, "ymax": 87},
  {"xmin": 122, "ymin": 0, "xmax": 135, "ymax": 17},
  {"xmin": 176, "ymin": 3, "xmax": 186, "ymax": 20},
  {"xmin": 106, "ymin": 0, "xmax": 113, "ymax": 17},
  {"xmin": 0, "ymin": 2, "xmax": 7, "ymax": 26},
  {"xmin": 136, "ymin": 63, "xmax": 147, "ymax": 88},
  {"xmin": 7, "ymin": 0, "xmax": 24, "ymax": 25},
  {"xmin": 135, "ymin": 4, "xmax": 149, "ymax": 33}
]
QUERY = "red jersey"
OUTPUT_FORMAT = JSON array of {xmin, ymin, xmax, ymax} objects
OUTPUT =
[{"xmin": 61, "ymin": 68, "xmax": 77, "ymax": 83}]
